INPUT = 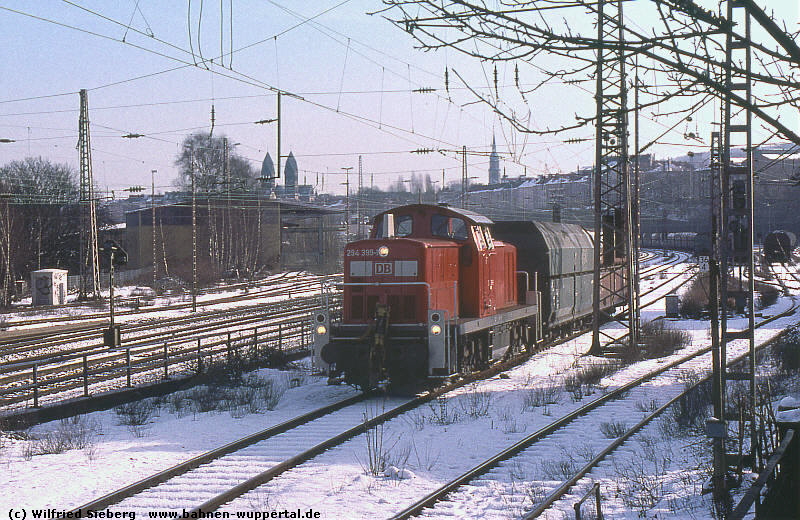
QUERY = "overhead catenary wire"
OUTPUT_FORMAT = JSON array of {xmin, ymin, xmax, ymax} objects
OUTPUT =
[{"xmin": 3, "ymin": 1, "xmax": 789, "ymax": 195}]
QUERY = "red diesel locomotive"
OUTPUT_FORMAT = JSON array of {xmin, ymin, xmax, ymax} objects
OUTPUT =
[
  {"xmin": 314, "ymin": 204, "xmax": 539, "ymax": 389},
  {"xmin": 313, "ymin": 203, "xmax": 625, "ymax": 390}
]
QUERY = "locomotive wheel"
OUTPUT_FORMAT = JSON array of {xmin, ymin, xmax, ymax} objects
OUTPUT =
[
  {"xmin": 460, "ymin": 336, "xmax": 476, "ymax": 373},
  {"xmin": 478, "ymin": 332, "xmax": 490, "ymax": 369},
  {"xmin": 460, "ymin": 334, "xmax": 488, "ymax": 373}
]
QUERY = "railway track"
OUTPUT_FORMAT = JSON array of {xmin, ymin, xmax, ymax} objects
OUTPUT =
[
  {"xmin": 67, "ymin": 252, "xmax": 696, "ymax": 515},
  {"xmin": 383, "ymin": 258, "xmax": 795, "ymax": 519},
  {"xmin": 0, "ymin": 276, "xmax": 328, "ymax": 364},
  {"xmin": 520, "ymin": 303, "xmax": 799, "ymax": 519},
  {"xmin": 0, "ymin": 272, "xmax": 330, "ymax": 330},
  {"xmin": 390, "ymin": 300, "xmax": 798, "ymax": 519},
  {"xmin": 68, "ymin": 325, "xmax": 599, "ymax": 516},
  {"xmin": 209, "ymin": 254, "xmax": 698, "ymax": 516},
  {"xmin": 0, "ymin": 274, "xmax": 342, "ymax": 409},
  {"xmin": 0, "ymin": 273, "xmax": 334, "ymax": 345}
]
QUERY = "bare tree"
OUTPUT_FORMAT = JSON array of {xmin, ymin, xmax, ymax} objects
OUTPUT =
[
  {"xmin": 175, "ymin": 132, "xmax": 256, "ymax": 193},
  {"xmin": 0, "ymin": 157, "xmax": 83, "ymax": 305},
  {"xmin": 379, "ymin": 0, "xmax": 800, "ymax": 147}
]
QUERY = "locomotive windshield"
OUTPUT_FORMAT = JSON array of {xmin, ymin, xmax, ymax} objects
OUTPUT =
[
  {"xmin": 373, "ymin": 214, "xmax": 414, "ymax": 238},
  {"xmin": 431, "ymin": 215, "xmax": 468, "ymax": 240},
  {"xmin": 396, "ymin": 215, "xmax": 413, "ymax": 236}
]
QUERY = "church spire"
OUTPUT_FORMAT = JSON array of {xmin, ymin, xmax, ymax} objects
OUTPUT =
[{"xmin": 488, "ymin": 135, "xmax": 501, "ymax": 184}]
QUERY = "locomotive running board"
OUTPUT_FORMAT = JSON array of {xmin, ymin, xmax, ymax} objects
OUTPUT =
[{"xmin": 456, "ymin": 304, "xmax": 539, "ymax": 335}]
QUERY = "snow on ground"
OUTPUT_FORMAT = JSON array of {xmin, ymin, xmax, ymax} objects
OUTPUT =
[
  {"xmin": 0, "ymin": 271, "xmax": 330, "ymax": 411},
  {"xmin": 1, "ymin": 255, "xmax": 797, "ymax": 519},
  {"xmin": 0, "ymin": 365, "xmax": 358, "ymax": 512},
  {"xmin": 1, "ymin": 271, "xmax": 327, "ymax": 332}
]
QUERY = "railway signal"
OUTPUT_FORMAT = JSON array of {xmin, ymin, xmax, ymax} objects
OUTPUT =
[{"xmin": 99, "ymin": 240, "xmax": 128, "ymax": 349}]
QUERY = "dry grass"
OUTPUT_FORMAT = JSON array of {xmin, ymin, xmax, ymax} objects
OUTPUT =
[
  {"xmin": 756, "ymin": 280, "xmax": 780, "ymax": 309},
  {"xmin": 639, "ymin": 320, "xmax": 691, "ymax": 359}
]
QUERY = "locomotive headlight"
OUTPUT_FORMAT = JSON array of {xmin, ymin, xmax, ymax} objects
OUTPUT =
[
  {"xmin": 316, "ymin": 325, "xmax": 327, "ymax": 335},
  {"xmin": 378, "ymin": 245, "xmax": 389, "ymax": 257},
  {"xmin": 430, "ymin": 324, "xmax": 442, "ymax": 335}
]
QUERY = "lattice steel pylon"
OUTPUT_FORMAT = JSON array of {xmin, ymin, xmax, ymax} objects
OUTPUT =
[
  {"xmin": 590, "ymin": 0, "xmax": 639, "ymax": 355},
  {"xmin": 717, "ymin": 0, "xmax": 757, "ymax": 475},
  {"xmin": 78, "ymin": 89, "xmax": 100, "ymax": 300}
]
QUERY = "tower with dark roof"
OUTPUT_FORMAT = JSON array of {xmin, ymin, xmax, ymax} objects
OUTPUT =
[
  {"xmin": 489, "ymin": 136, "xmax": 501, "ymax": 184},
  {"xmin": 260, "ymin": 152, "xmax": 276, "ymax": 190},
  {"xmin": 284, "ymin": 151, "xmax": 298, "ymax": 197}
]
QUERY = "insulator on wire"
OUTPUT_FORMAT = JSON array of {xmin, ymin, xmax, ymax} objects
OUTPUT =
[
  {"xmin": 444, "ymin": 68, "xmax": 449, "ymax": 94},
  {"xmin": 210, "ymin": 105, "xmax": 216, "ymax": 137}
]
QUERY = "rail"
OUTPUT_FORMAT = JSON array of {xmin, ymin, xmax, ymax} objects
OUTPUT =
[
  {"xmin": 390, "ymin": 272, "xmax": 796, "ymax": 520},
  {"xmin": 1, "ymin": 297, "xmax": 343, "ymax": 409},
  {"xmin": 2, "ymin": 317, "xmax": 303, "ymax": 408}
]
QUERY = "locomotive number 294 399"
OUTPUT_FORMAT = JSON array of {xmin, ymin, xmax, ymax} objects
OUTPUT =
[{"xmin": 346, "ymin": 249, "xmax": 381, "ymax": 257}]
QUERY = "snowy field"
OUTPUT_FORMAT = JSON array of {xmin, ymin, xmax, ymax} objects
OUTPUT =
[{"xmin": 1, "ymin": 255, "xmax": 798, "ymax": 519}]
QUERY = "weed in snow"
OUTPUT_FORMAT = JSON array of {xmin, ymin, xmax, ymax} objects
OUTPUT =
[
  {"xmin": 599, "ymin": 420, "xmax": 628, "ymax": 439},
  {"xmin": 23, "ymin": 416, "xmax": 102, "ymax": 459},
  {"xmin": 427, "ymin": 397, "xmax": 460, "ymax": 426}
]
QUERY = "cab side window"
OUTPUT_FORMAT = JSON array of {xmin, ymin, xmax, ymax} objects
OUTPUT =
[
  {"xmin": 431, "ymin": 215, "xmax": 468, "ymax": 241},
  {"xmin": 473, "ymin": 226, "xmax": 487, "ymax": 250}
]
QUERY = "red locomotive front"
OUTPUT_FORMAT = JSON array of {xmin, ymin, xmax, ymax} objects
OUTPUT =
[{"xmin": 343, "ymin": 238, "xmax": 459, "ymax": 325}]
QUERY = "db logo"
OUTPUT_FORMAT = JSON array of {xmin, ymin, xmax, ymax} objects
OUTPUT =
[{"xmin": 374, "ymin": 262, "xmax": 393, "ymax": 275}]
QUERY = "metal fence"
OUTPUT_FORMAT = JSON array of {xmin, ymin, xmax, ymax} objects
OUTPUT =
[
  {"xmin": 573, "ymin": 483, "xmax": 603, "ymax": 520},
  {"xmin": 730, "ymin": 428, "xmax": 797, "ymax": 519},
  {"xmin": 1, "ymin": 293, "xmax": 343, "ymax": 410}
]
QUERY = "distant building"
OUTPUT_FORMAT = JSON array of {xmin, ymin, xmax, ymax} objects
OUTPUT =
[
  {"xmin": 489, "ymin": 137, "xmax": 501, "ymax": 184},
  {"xmin": 125, "ymin": 197, "xmax": 342, "ymax": 276},
  {"xmin": 284, "ymin": 151, "xmax": 298, "ymax": 196},
  {"xmin": 125, "ymin": 199, "xmax": 281, "ymax": 277},
  {"xmin": 261, "ymin": 152, "xmax": 276, "ymax": 190}
]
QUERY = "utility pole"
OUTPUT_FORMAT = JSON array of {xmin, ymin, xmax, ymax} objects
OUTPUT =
[
  {"xmin": 709, "ymin": 130, "xmax": 727, "ymax": 502},
  {"xmin": 151, "ymin": 169, "xmax": 157, "ymax": 291},
  {"xmin": 191, "ymin": 147, "xmax": 197, "ymax": 313},
  {"xmin": 342, "ymin": 167, "xmax": 353, "ymax": 242},
  {"xmin": 461, "ymin": 146, "xmax": 468, "ymax": 208},
  {"xmin": 707, "ymin": 1, "xmax": 757, "ymax": 507},
  {"xmin": 277, "ymin": 92, "xmax": 282, "ymax": 187},
  {"xmin": 277, "ymin": 92, "xmax": 282, "ymax": 269},
  {"xmin": 77, "ymin": 89, "xmax": 100, "ymax": 300},
  {"xmin": 358, "ymin": 156, "xmax": 363, "ymax": 239},
  {"xmin": 632, "ymin": 60, "xmax": 642, "ymax": 349},
  {"xmin": 224, "ymin": 137, "xmax": 231, "ymax": 268}
]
